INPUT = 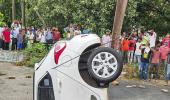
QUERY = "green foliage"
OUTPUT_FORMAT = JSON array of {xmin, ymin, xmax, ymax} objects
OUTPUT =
[
  {"xmin": 0, "ymin": 12, "xmax": 5, "ymax": 27},
  {"xmin": 23, "ymin": 43, "xmax": 48, "ymax": 67},
  {"xmin": 0, "ymin": 0, "xmax": 170, "ymax": 36}
]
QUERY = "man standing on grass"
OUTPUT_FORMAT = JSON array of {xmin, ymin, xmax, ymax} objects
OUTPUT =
[
  {"xmin": 160, "ymin": 42, "xmax": 170, "ymax": 85},
  {"xmin": 140, "ymin": 43, "xmax": 151, "ymax": 80},
  {"xmin": 11, "ymin": 24, "xmax": 20, "ymax": 50}
]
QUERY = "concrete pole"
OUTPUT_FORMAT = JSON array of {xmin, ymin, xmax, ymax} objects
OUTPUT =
[{"xmin": 112, "ymin": 0, "xmax": 128, "ymax": 49}]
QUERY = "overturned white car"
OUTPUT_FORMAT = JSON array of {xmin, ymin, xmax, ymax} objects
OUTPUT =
[{"xmin": 34, "ymin": 34, "xmax": 123, "ymax": 100}]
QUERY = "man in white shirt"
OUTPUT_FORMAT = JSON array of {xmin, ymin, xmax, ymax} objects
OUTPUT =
[
  {"xmin": 134, "ymin": 38, "xmax": 142, "ymax": 73},
  {"xmin": 149, "ymin": 29, "xmax": 157, "ymax": 48},
  {"xmin": 102, "ymin": 29, "xmax": 112, "ymax": 48},
  {"xmin": 11, "ymin": 24, "xmax": 20, "ymax": 50}
]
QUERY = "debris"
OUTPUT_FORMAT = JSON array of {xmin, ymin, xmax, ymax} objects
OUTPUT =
[
  {"xmin": 138, "ymin": 85, "xmax": 146, "ymax": 89},
  {"xmin": 126, "ymin": 85, "xmax": 137, "ymax": 88},
  {"xmin": 0, "ymin": 73, "xmax": 6, "ymax": 76},
  {"xmin": 8, "ymin": 76, "xmax": 16, "ymax": 79},
  {"xmin": 161, "ymin": 89, "xmax": 169, "ymax": 93},
  {"xmin": 126, "ymin": 85, "xmax": 133, "ymax": 88},
  {"xmin": 131, "ymin": 85, "xmax": 137, "ymax": 87},
  {"xmin": 25, "ymin": 76, "xmax": 32, "ymax": 78}
]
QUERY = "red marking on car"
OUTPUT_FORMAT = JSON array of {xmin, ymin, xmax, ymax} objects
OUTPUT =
[{"xmin": 54, "ymin": 43, "xmax": 66, "ymax": 64}]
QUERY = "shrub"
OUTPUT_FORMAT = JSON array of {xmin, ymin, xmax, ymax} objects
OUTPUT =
[{"xmin": 23, "ymin": 43, "xmax": 48, "ymax": 67}]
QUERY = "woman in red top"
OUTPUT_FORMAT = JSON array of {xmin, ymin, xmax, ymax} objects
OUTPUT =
[
  {"xmin": 52, "ymin": 27, "xmax": 60, "ymax": 43},
  {"xmin": 2, "ymin": 26, "xmax": 10, "ymax": 50}
]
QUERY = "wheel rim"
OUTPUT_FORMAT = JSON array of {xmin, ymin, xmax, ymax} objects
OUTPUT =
[{"xmin": 91, "ymin": 52, "xmax": 118, "ymax": 79}]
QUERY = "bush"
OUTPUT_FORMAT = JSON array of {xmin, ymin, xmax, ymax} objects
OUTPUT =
[{"xmin": 23, "ymin": 43, "xmax": 48, "ymax": 67}]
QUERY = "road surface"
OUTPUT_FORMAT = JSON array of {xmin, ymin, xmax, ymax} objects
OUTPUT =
[{"xmin": 0, "ymin": 62, "xmax": 170, "ymax": 100}]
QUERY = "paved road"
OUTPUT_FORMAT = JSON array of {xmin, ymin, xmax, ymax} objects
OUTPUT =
[
  {"xmin": 0, "ymin": 63, "xmax": 33, "ymax": 100},
  {"xmin": 0, "ymin": 62, "xmax": 170, "ymax": 100},
  {"xmin": 109, "ymin": 80, "xmax": 170, "ymax": 100}
]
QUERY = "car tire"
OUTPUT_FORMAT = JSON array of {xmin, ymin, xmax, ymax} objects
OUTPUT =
[{"xmin": 87, "ymin": 47, "xmax": 123, "ymax": 83}]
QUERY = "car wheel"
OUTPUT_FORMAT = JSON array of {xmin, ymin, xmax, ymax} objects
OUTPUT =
[{"xmin": 87, "ymin": 47, "xmax": 123, "ymax": 83}]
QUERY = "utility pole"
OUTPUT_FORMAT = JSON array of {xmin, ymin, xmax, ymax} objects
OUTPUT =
[
  {"xmin": 12, "ymin": 0, "xmax": 16, "ymax": 21},
  {"xmin": 112, "ymin": 0, "xmax": 128, "ymax": 49}
]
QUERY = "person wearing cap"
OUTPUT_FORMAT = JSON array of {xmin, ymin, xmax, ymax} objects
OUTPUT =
[{"xmin": 101, "ymin": 29, "xmax": 112, "ymax": 48}]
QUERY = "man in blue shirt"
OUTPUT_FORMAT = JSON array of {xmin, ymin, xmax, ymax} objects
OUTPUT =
[{"xmin": 11, "ymin": 24, "xmax": 20, "ymax": 50}]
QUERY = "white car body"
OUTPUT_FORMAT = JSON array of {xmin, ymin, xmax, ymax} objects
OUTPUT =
[{"xmin": 34, "ymin": 34, "xmax": 110, "ymax": 100}]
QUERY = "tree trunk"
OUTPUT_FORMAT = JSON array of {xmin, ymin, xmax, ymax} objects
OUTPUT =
[
  {"xmin": 20, "ymin": 0, "xmax": 25, "ymax": 28},
  {"xmin": 34, "ymin": 9, "xmax": 46, "ymax": 28},
  {"xmin": 112, "ymin": 0, "xmax": 128, "ymax": 49},
  {"xmin": 12, "ymin": 0, "xmax": 16, "ymax": 21}
]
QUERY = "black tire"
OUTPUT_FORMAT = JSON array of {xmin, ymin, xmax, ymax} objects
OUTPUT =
[{"xmin": 87, "ymin": 47, "xmax": 123, "ymax": 83}]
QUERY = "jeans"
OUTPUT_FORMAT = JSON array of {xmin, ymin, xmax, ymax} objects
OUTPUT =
[
  {"xmin": 12, "ymin": 38, "xmax": 17, "ymax": 50},
  {"xmin": 165, "ymin": 64, "xmax": 170, "ymax": 80},
  {"xmin": 149, "ymin": 63, "xmax": 159, "ymax": 79},
  {"xmin": 122, "ymin": 51, "xmax": 128, "ymax": 64},
  {"xmin": 140, "ymin": 62, "xmax": 149, "ymax": 80},
  {"xmin": 0, "ymin": 38, "xmax": 3, "ymax": 48},
  {"xmin": 128, "ymin": 51, "xmax": 134, "ymax": 64},
  {"xmin": 134, "ymin": 55, "xmax": 141, "ymax": 71}
]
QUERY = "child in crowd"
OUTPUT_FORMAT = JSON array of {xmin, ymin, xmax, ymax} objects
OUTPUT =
[
  {"xmin": 17, "ymin": 30, "xmax": 23, "ymax": 50},
  {"xmin": 102, "ymin": 29, "xmax": 112, "ymax": 48},
  {"xmin": 140, "ymin": 43, "xmax": 151, "ymax": 80},
  {"xmin": 128, "ymin": 36, "xmax": 136, "ymax": 64},
  {"xmin": 149, "ymin": 46, "xmax": 160, "ymax": 80}
]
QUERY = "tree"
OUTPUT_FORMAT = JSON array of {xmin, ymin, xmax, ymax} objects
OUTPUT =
[{"xmin": 12, "ymin": 0, "xmax": 16, "ymax": 21}]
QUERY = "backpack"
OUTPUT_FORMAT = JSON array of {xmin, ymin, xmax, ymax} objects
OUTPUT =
[
  {"xmin": 143, "ymin": 52, "xmax": 149, "ymax": 59},
  {"xmin": 143, "ymin": 48, "xmax": 150, "ymax": 59}
]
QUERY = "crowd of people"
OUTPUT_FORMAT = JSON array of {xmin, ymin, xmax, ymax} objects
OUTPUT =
[
  {"xmin": 101, "ymin": 29, "xmax": 170, "ymax": 85},
  {"xmin": 0, "ymin": 22, "xmax": 91, "ymax": 51},
  {"xmin": 0, "ymin": 22, "xmax": 61, "ymax": 50},
  {"xmin": 0, "ymin": 20, "xmax": 170, "ymax": 85}
]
